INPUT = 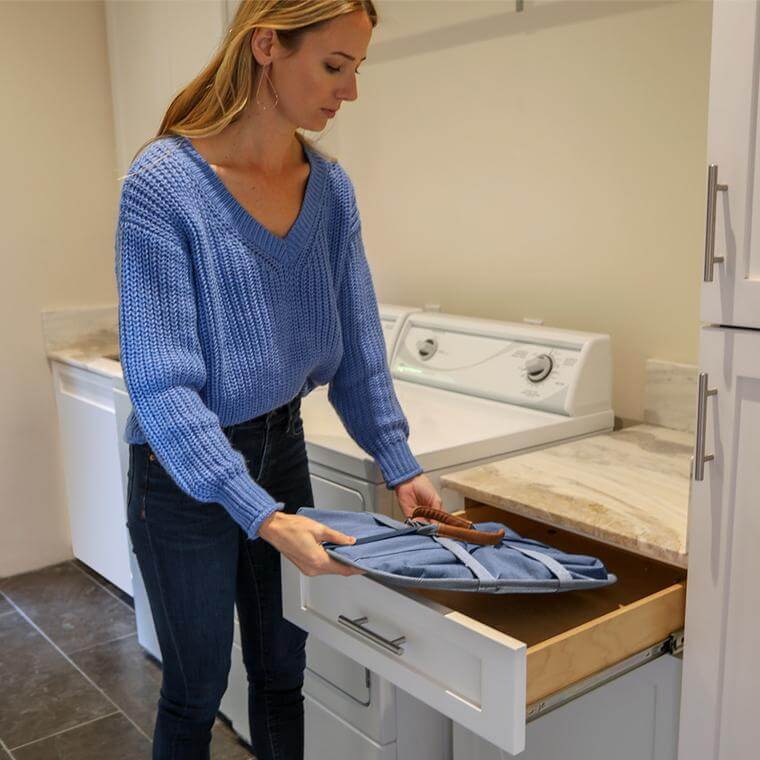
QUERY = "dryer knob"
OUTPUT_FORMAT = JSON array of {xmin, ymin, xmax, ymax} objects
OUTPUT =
[
  {"xmin": 417, "ymin": 337, "xmax": 438, "ymax": 360},
  {"xmin": 525, "ymin": 353, "xmax": 553, "ymax": 383}
]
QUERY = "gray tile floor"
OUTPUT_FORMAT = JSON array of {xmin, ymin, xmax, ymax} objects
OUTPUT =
[{"xmin": 0, "ymin": 560, "xmax": 254, "ymax": 759}]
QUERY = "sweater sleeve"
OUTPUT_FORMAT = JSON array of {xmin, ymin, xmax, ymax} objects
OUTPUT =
[
  {"xmin": 115, "ymin": 214, "xmax": 284, "ymax": 540},
  {"xmin": 327, "ymin": 195, "xmax": 423, "ymax": 489}
]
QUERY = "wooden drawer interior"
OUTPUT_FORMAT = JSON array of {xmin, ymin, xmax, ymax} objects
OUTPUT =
[{"xmin": 409, "ymin": 501, "xmax": 687, "ymax": 704}]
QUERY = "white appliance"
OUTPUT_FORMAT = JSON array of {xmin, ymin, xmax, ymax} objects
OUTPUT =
[
  {"xmin": 677, "ymin": 1, "xmax": 760, "ymax": 758},
  {"xmin": 111, "ymin": 303, "xmax": 424, "ymax": 745},
  {"xmin": 297, "ymin": 312, "xmax": 614, "ymax": 760}
]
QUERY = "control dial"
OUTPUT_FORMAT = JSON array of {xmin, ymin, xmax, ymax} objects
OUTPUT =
[
  {"xmin": 525, "ymin": 353, "xmax": 554, "ymax": 383},
  {"xmin": 417, "ymin": 337, "xmax": 438, "ymax": 360}
]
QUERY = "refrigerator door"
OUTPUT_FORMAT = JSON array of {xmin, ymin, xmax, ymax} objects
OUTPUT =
[
  {"xmin": 678, "ymin": 326, "xmax": 760, "ymax": 760},
  {"xmin": 700, "ymin": 0, "xmax": 760, "ymax": 328}
]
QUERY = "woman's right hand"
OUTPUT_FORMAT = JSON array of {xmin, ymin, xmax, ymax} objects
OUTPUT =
[{"xmin": 258, "ymin": 511, "xmax": 364, "ymax": 577}]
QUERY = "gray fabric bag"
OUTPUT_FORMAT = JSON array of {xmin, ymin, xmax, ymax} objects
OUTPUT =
[{"xmin": 302, "ymin": 507, "xmax": 617, "ymax": 594}]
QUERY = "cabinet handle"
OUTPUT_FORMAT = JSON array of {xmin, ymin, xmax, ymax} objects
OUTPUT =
[
  {"xmin": 703, "ymin": 164, "xmax": 728, "ymax": 282},
  {"xmin": 338, "ymin": 615, "xmax": 406, "ymax": 656},
  {"xmin": 694, "ymin": 372, "xmax": 717, "ymax": 481}
]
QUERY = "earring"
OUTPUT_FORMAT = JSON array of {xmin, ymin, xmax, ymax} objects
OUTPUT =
[{"xmin": 255, "ymin": 64, "xmax": 279, "ymax": 110}]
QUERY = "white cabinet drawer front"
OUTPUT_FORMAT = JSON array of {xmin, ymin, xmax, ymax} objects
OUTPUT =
[
  {"xmin": 305, "ymin": 694, "xmax": 396, "ymax": 760},
  {"xmin": 310, "ymin": 474, "xmax": 366, "ymax": 513},
  {"xmin": 283, "ymin": 561, "xmax": 526, "ymax": 754},
  {"xmin": 57, "ymin": 363, "xmax": 116, "ymax": 412},
  {"xmin": 306, "ymin": 637, "xmax": 371, "ymax": 706}
]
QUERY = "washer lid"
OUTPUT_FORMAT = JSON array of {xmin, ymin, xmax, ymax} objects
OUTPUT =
[{"xmin": 301, "ymin": 382, "xmax": 610, "ymax": 480}]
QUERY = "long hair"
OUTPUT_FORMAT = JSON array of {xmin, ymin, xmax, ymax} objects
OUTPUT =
[{"xmin": 122, "ymin": 0, "xmax": 377, "ymax": 178}]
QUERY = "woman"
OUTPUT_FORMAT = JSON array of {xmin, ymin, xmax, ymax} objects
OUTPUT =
[{"xmin": 116, "ymin": 1, "xmax": 442, "ymax": 758}]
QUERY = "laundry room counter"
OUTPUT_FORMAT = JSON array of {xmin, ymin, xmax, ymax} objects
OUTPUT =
[{"xmin": 441, "ymin": 424, "xmax": 693, "ymax": 568}]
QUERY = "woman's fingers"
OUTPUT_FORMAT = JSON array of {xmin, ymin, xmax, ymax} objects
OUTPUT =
[
  {"xmin": 263, "ymin": 513, "xmax": 366, "ymax": 577},
  {"xmin": 292, "ymin": 547, "xmax": 363, "ymax": 577},
  {"xmin": 319, "ymin": 526, "xmax": 356, "ymax": 546}
]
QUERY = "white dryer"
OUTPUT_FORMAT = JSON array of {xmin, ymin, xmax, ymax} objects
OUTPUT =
[{"xmin": 297, "ymin": 312, "xmax": 615, "ymax": 760}]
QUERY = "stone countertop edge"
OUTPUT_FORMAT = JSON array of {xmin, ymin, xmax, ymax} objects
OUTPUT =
[{"xmin": 48, "ymin": 347, "xmax": 123, "ymax": 381}]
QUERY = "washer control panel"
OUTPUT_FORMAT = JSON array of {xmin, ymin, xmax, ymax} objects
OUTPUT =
[{"xmin": 391, "ymin": 313, "xmax": 611, "ymax": 417}]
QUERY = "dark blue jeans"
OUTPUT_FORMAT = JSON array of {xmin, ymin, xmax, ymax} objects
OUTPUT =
[{"xmin": 126, "ymin": 397, "xmax": 312, "ymax": 760}]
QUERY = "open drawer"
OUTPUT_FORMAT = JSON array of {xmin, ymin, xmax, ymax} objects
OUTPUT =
[{"xmin": 282, "ymin": 502, "xmax": 686, "ymax": 755}]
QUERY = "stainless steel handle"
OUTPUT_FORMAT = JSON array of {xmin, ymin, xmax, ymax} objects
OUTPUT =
[
  {"xmin": 703, "ymin": 164, "xmax": 728, "ymax": 282},
  {"xmin": 694, "ymin": 372, "xmax": 717, "ymax": 481},
  {"xmin": 338, "ymin": 615, "xmax": 406, "ymax": 656}
]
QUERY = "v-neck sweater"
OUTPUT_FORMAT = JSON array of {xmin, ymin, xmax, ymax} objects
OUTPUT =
[{"xmin": 115, "ymin": 134, "xmax": 422, "ymax": 540}]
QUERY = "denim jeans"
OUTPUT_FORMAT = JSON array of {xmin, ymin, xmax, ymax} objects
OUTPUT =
[{"xmin": 126, "ymin": 397, "xmax": 312, "ymax": 760}]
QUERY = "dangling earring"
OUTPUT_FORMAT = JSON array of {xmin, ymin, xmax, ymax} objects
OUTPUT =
[{"xmin": 255, "ymin": 64, "xmax": 279, "ymax": 111}]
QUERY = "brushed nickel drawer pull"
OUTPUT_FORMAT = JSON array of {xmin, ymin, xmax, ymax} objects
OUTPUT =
[
  {"xmin": 338, "ymin": 615, "xmax": 407, "ymax": 656},
  {"xmin": 694, "ymin": 371, "xmax": 717, "ymax": 481},
  {"xmin": 703, "ymin": 164, "xmax": 728, "ymax": 282}
]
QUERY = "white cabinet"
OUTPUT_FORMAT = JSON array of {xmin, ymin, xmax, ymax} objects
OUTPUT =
[
  {"xmin": 104, "ymin": 1, "xmax": 228, "ymax": 177},
  {"xmin": 283, "ymin": 504, "xmax": 686, "ymax": 756},
  {"xmin": 113, "ymin": 383, "xmax": 161, "ymax": 660},
  {"xmin": 678, "ymin": 326, "xmax": 760, "ymax": 760},
  {"xmin": 681, "ymin": 0, "xmax": 760, "ymax": 756},
  {"xmin": 305, "ymin": 694, "xmax": 395, "ymax": 760},
  {"xmin": 700, "ymin": 0, "xmax": 760, "ymax": 328},
  {"xmin": 454, "ymin": 655, "xmax": 682, "ymax": 760},
  {"xmin": 51, "ymin": 361, "xmax": 132, "ymax": 594}
]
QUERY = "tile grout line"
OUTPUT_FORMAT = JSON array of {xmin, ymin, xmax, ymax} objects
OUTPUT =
[
  {"xmin": 0, "ymin": 734, "xmax": 17, "ymax": 760},
  {"xmin": 8, "ymin": 711, "xmax": 121, "ymax": 752},
  {"xmin": 67, "ymin": 630, "xmax": 137, "ymax": 658},
  {"xmin": 0, "ymin": 595, "xmax": 152, "ymax": 745},
  {"xmin": 68, "ymin": 560, "xmax": 135, "ymax": 614}
]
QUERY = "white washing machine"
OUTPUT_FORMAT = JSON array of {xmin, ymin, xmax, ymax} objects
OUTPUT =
[{"xmin": 296, "ymin": 311, "xmax": 615, "ymax": 760}]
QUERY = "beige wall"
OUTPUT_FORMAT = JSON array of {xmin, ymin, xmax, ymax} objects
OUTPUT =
[
  {"xmin": 0, "ymin": 2, "xmax": 119, "ymax": 576},
  {"xmin": 330, "ymin": 0, "xmax": 712, "ymax": 420}
]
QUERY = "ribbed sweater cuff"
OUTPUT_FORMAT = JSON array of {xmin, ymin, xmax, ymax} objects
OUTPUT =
[
  {"xmin": 374, "ymin": 439, "xmax": 424, "ymax": 489},
  {"xmin": 216, "ymin": 471, "xmax": 285, "ymax": 540}
]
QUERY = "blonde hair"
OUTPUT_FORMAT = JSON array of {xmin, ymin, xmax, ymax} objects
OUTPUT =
[{"xmin": 121, "ymin": 0, "xmax": 377, "ymax": 179}]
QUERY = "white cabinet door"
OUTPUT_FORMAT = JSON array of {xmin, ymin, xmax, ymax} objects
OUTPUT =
[
  {"xmin": 455, "ymin": 655, "xmax": 681, "ymax": 760},
  {"xmin": 105, "ymin": 1, "xmax": 227, "ymax": 177},
  {"xmin": 305, "ymin": 694, "xmax": 396, "ymax": 760},
  {"xmin": 700, "ymin": 0, "xmax": 760, "ymax": 328},
  {"xmin": 52, "ymin": 363, "xmax": 132, "ymax": 594},
  {"xmin": 678, "ymin": 326, "xmax": 760, "ymax": 759}
]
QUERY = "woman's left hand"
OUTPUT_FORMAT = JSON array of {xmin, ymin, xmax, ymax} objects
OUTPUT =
[{"xmin": 394, "ymin": 473, "xmax": 442, "ymax": 519}]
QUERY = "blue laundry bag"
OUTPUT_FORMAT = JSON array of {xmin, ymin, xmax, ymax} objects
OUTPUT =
[{"xmin": 301, "ymin": 507, "xmax": 617, "ymax": 594}]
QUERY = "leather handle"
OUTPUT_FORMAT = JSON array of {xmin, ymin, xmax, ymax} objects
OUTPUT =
[{"xmin": 411, "ymin": 506, "xmax": 505, "ymax": 546}]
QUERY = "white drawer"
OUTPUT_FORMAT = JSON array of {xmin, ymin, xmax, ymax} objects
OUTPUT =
[
  {"xmin": 283, "ymin": 504, "xmax": 686, "ymax": 755},
  {"xmin": 305, "ymin": 694, "xmax": 396, "ymax": 760}
]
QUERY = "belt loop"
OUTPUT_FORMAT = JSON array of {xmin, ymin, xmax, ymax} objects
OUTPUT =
[
  {"xmin": 286, "ymin": 397, "xmax": 297, "ymax": 435},
  {"xmin": 287, "ymin": 399, "xmax": 294, "ymax": 434}
]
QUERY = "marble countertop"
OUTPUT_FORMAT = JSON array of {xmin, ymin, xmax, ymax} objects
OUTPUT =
[
  {"xmin": 441, "ymin": 424, "xmax": 693, "ymax": 568},
  {"xmin": 47, "ymin": 346, "xmax": 122, "ymax": 381},
  {"xmin": 42, "ymin": 306, "xmax": 123, "ymax": 380}
]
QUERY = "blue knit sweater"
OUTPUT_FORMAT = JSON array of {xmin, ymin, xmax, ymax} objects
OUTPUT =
[{"xmin": 115, "ymin": 134, "xmax": 422, "ymax": 539}]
